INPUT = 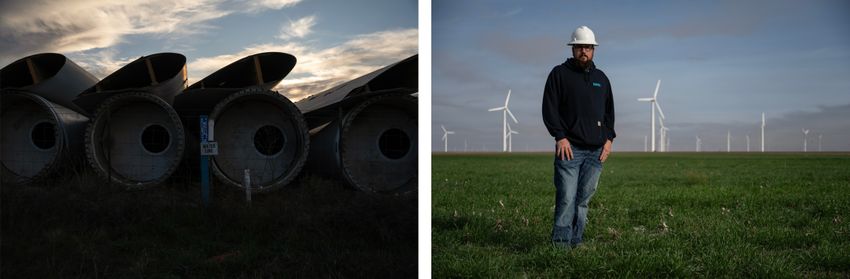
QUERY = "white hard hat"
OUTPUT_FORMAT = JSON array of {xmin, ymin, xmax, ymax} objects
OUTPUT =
[{"xmin": 567, "ymin": 26, "xmax": 598, "ymax": 46}]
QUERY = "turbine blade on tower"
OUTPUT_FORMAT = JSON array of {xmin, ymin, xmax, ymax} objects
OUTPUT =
[
  {"xmin": 488, "ymin": 107, "xmax": 504, "ymax": 111},
  {"xmin": 654, "ymin": 101, "xmax": 666, "ymax": 120},
  {"xmin": 506, "ymin": 108, "xmax": 518, "ymax": 123},
  {"xmin": 653, "ymin": 80, "xmax": 661, "ymax": 98},
  {"xmin": 505, "ymin": 89, "xmax": 512, "ymax": 106}
]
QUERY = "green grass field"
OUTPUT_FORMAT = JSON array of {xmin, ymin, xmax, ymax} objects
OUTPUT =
[
  {"xmin": 432, "ymin": 152, "xmax": 850, "ymax": 278},
  {"xmin": 1, "ymin": 170, "xmax": 417, "ymax": 278}
]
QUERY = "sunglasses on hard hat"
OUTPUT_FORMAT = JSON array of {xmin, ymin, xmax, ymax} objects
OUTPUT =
[{"xmin": 572, "ymin": 45, "xmax": 595, "ymax": 51}]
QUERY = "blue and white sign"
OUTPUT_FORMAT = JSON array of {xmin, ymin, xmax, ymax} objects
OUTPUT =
[
  {"xmin": 200, "ymin": 115, "xmax": 209, "ymax": 142},
  {"xmin": 200, "ymin": 115, "xmax": 218, "ymax": 155}
]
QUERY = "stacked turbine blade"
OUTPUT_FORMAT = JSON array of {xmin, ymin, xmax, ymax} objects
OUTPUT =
[
  {"xmin": 1, "ymin": 53, "xmax": 99, "ymax": 185},
  {"xmin": 73, "ymin": 53, "xmax": 188, "ymax": 189},
  {"xmin": 173, "ymin": 52, "xmax": 308, "ymax": 193},
  {"xmin": 297, "ymin": 54, "xmax": 418, "ymax": 194}
]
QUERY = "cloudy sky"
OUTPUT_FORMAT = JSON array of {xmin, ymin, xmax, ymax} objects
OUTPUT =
[
  {"xmin": 0, "ymin": 0, "xmax": 417, "ymax": 101},
  {"xmin": 433, "ymin": 0, "xmax": 850, "ymax": 152}
]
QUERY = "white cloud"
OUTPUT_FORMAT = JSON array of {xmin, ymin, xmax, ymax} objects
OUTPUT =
[
  {"xmin": 278, "ymin": 15, "xmax": 317, "ymax": 40},
  {"xmin": 242, "ymin": 0, "xmax": 302, "ymax": 13},
  {"xmin": 69, "ymin": 49, "xmax": 138, "ymax": 79},
  {"xmin": 0, "ymin": 0, "xmax": 232, "ymax": 65},
  {"xmin": 189, "ymin": 28, "xmax": 419, "ymax": 101}
]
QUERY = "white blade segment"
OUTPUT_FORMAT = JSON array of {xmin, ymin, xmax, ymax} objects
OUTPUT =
[
  {"xmin": 654, "ymin": 101, "xmax": 666, "ymax": 120},
  {"xmin": 447, "ymin": 131, "xmax": 455, "ymax": 134},
  {"xmin": 506, "ymin": 108, "xmax": 518, "ymax": 123},
  {"xmin": 653, "ymin": 80, "xmax": 661, "ymax": 98},
  {"xmin": 505, "ymin": 89, "xmax": 511, "ymax": 106},
  {"xmin": 488, "ymin": 107, "xmax": 504, "ymax": 111},
  {"xmin": 441, "ymin": 125, "xmax": 447, "ymax": 133},
  {"xmin": 637, "ymin": 98, "xmax": 654, "ymax": 102}
]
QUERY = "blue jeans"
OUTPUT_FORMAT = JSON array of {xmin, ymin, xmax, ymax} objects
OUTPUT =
[{"xmin": 551, "ymin": 145, "xmax": 603, "ymax": 246}]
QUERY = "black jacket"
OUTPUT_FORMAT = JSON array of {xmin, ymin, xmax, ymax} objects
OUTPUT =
[{"xmin": 542, "ymin": 58, "xmax": 616, "ymax": 147}]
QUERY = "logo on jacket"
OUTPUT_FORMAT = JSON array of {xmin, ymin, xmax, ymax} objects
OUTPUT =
[{"xmin": 592, "ymin": 82, "xmax": 601, "ymax": 87}]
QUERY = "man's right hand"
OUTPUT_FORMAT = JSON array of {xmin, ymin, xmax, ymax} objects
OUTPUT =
[{"xmin": 556, "ymin": 138, "xmax": 573, "ymax": 161}]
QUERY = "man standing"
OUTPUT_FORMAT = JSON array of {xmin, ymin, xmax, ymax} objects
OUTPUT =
[{"xmin": 542, "ymin": 26, "xmax": 615, "ymax": 249}]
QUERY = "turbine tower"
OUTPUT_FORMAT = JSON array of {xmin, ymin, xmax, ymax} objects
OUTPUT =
[
  {"xmin": 802, "ymin": 129, "xmax": 809, "ymax": 152},
  {"xmin": 727, "ymin": 130, "xmax": 731, "ymax": 152},
  {"xmin": 746, "ymin": 134, "xmax": 750, "ymax": 152},
  {"xmin": 488, "ymin": 89, "xmax": 518, "ymax": 152},
  {"xmin": 638, "ymin": 80, "xmax": 663, "ymax": 152},
  {"xmin": 761, "ymin": 112, "xmax": 765, "ymax": 152},
  {"xmin": 441, "ymin": 125, "xmax": 454, "ymax": 153}
]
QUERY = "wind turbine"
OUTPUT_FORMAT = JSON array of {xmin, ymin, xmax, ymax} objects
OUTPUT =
[
  {"xmin": 488, "ymin": 89, "xmax": 518, "ymax": 152},
  {"xmin": 746, "ymin": 134, "xmax": 750, "ymax": 152},
  {"xmin": 506, "ymin": 122, "xmax": 519, "ymax": 152},
  {"xmin": 727, "ymin": 130, "xmax": 731, "ymax": 152},
  {"xmin": 761, "ymin": 112, "xmax": 765, "ymax": 152},
  {"xmin": 802, "ymin": 129, "xmax": 809, "ymax": 152},
  {"xmin": 441, "ymin": 125, "xmax": 454, "ymax": 152},
  {"xmin": 638, "ymin": 80, "xmax": 664, "ymax": 152},
  {"xmin": 695, "ymin": 136, "xmax": 702, "ymax": 152},
  {"xmin": 657, "ymin": 110, "xmax": 669, "ymax": 152},
  {"xmin": 464, "ymin": 137, "xmax": 468, "ymax": 152}
]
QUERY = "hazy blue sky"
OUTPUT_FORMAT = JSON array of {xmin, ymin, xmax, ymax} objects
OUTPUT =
[
  {"xmin": 0, "ymin": 0, "xmax": 417, "ymax": 101},
  {"xmin": 433, "ymin": 0, "xmax": 850, "ymax": 152}
]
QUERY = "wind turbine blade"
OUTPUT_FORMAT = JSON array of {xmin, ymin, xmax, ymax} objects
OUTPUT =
[
  {"xmin": 488, "ymin": 107, "xmax": 504, "ymax": 111},
  {"xmin": 441, "ymin": 125, "xmax": 447, "ymax": 133},
  {"xmin": 653, "ymin": 80, "xmax": 661, "ymax": 98},
  {"xmin": 506, "ymin": 108, "xmax": 518, "ymax": 123},
  {"xmin": 511, "ymin": 130, "xmax": 519, "ymax": 134},
  {"xmin": 637, "ymin": 98, "xmax": 654, "ymax": 102},
  {"xmin": 447, "ymin": 131, "xmax": 455, "ymax": 134},
  {"xmin": 654, "ymin": 101, "xmax": 666, "ymax": 120},
  {"xmin": 505, "ymin": 89, "xmax": 511, "ymax": 107},
  {"xmin": 442, "ymin": 134, "xmax": 447, "ymax": 141}
]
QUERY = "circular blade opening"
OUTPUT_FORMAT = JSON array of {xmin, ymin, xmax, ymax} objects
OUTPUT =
[
  {"xmin": 378, "ymin": 128, "xmax": 410, "ymax": 159},
  {"xmin": 31, "ymin": 121, "xmax": 56, "ymax": 150},
  {"xmin": 141, "ymin": 124, "xmax": 170, "ymax": 154},
  {"xmin": 254, "ymin": 125, "xmax": 285, "ymax": 156}
]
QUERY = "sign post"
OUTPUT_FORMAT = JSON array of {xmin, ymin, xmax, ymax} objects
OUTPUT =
[{"xmin": 200, "ymin": 116, "xmax": 218, "ymax": 207}]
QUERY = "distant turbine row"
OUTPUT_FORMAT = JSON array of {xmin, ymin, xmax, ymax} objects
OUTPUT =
[
  {"xmin": 639, "ymin": 80, "xmax": 772, "ymax": 153},
  {"xmin": 442, "ymin": 89, "xmax": 521, "ymax": 153}
]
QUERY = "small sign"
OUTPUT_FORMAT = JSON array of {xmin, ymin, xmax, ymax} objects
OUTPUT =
[
  {"xmin": 201, "ymin": 142, "xmax": 218, "ymax": 155},
  {"xmin": 200, "ymin": 115, "xmax": 209, "ymax": 142}
]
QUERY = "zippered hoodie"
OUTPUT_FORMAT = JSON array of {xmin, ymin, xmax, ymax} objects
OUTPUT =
[{"xmin": 542, "ymin": 58, "xmax": 616, "ymax": 147}]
